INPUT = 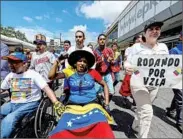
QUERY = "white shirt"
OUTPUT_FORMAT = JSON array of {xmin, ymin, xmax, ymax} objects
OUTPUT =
[
  {"xmin": 125, "ymin": 42, "xmax": 169, "ymax": 68},
  {"xmin": 30, "ymin": 51, "xmax": 56, "ymax": 82},
  {"xmin": 1, "ymin": 70, "xmax": 47, "ymax": 103},
  {"xmin": 125, "ymin": 47, "xmax": 132, "ymax": 57}
]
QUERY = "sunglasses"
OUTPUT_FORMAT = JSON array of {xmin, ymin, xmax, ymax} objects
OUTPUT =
[{"xmin": 75, "ymin": 36, "xmax": 83, "ymax": 38}]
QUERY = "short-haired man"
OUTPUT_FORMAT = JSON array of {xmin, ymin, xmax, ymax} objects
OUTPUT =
[
  {"xmin": 30, "ymin": 39, "xmax": 56, "ymax": 88},
  {"xmin": 94, "ymin": 34, "xmax": 115, "ymax": 101}
]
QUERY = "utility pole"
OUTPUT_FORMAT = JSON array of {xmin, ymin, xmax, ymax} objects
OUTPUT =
[{"xmin": 60, "ymin": 33, "xmax": 62, "ymax": 46}]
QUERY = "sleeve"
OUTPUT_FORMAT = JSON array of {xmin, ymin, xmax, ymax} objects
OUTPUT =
[
  {"xmin": 169, "ymin": 48, "xmax": 177, "ymax": 54},
  {"xmin": 32, "ymin": 71, "xmax": 48, "ymax": 89},
  {"xmin": 29, "ymin": 57, "xmax": 35, "ymax": 69},
  {"xmin": 62, "ymin": 66, "xmax": 75, "ymax": 78},
  {"xmin": 109, "ymin": 48, "xmax": 114, "ymax": 58},
  {"xmin": 162, "ymin": 43, "xmax": 169, "ymax": 54},
  {"xmin": 88, "ymin": 69, "xmax": 102, "ymax": 82},
  {"xmin": 94, "ymin": 50, "xmax": 102, "ymax": 63},
  {"xmin": 49, "ymin": 53, "xmax": 56, "ymax": 64},
  {"xmin": 1, "ymin": 74, "xmax": 11, "ymax": 90}
]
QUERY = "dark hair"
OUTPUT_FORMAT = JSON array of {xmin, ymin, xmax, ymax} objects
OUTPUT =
[
  {"xmin": 133, "ymin": 34, "xmax": 146, "ymax": 43},
  {"xmin": 112, "ymin": 42, "xmax": 118, "ymax": 47},
  {"xmin": 64, "ymin": 40, "xmax": 71, "ymax": 45},
  {"xmin": 14, "ymin": 47, "xmax": 24, "ymax": 53},
  {"xmin": 87, "ymin": 43, "xmax": 93, "ymax": 47},
  {"xmin": 75, "ymin": 30, "xmax": 85, "ymax": 38},
  {"xmin": 98, "ymin": 34, "xmax": 106, "ymax": 40}
]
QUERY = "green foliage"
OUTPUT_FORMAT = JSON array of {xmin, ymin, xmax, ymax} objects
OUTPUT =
[{"xmin": 1, "ymin": 25, "xmax": 29, "ymax": 42}]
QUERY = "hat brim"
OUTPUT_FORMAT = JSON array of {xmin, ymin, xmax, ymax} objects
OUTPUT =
[
  {"xmin": 145, "ymin": 22, "xmax": 164, "ymax": 31},
  {"xmin": 68, "ymin": 50, "xmax": 95, "ymax": 69},
  {"xmin": 33, "ymin": 40, "xmax": 46, "ymax": 45},
  {"xmin": 1, "ymin": 55, "xmax": 22, "ymax": 61}
]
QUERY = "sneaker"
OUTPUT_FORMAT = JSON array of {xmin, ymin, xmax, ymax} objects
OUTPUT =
[
  {"xmin": 166, "ymin": 108, "xmax": 176, "ymax": 120},
  {"xmin": 176, "ymin": 124, "xmax": 182, "ymax": 133}
]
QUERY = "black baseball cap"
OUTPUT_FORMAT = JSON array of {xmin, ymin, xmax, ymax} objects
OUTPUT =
[
  {"xmin": 33, "ymin": 39, "xmax": 46, "ymax": 45},
  {"xmin": 144, "ymin": 20, "xmax": 164, "ymax": 32}
]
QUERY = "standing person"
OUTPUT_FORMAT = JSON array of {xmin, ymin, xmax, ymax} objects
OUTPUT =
[
  {"xmin": 61, "ymin": 30, "xmax": 94, "ymax": 69},
  {"xmin": 30, "ymin": 39, "xmax": 56, "ymax": 89},
  {"xmin": 111, "ymin": 42, "xmax": 122, "ymax": 87},
  {"xmin": 0, "ymin": 42, "xmax": 10, "ymax": 81},
  {"xmin": 0, "ymin": 51, "xmax": 60, "ymax": 138},
  {"xmin": 59, "ymin": 40, "xmax": 71, "ymax": 69},
  {"xmin": 166, "ymin": 31, "xmax": 182, "ymax": 133},
  {"xmin": 94, "ymin": 34, "xmax": 115, "ymax": 101},
  {"xmin": 119, "ymin": 34, "xmax": 145, "ymax": 109},
  {"xmin": 125, "ymin": 20, "xmax": 169, "ymax": 138}
]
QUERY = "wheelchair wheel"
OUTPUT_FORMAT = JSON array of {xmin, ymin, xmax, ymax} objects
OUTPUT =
[{"xmin": 34, "ymin": 97, "xmax": 57, "ymax": 138}]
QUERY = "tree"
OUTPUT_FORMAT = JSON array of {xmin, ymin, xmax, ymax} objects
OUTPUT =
[{"xmin": 1, "ymin": 25, "xmax": 29, "ymax": 42}]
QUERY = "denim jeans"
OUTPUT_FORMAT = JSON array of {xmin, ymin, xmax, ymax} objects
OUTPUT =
[
  {"xmin": 0, "ymin": 101, "xmax": 39, "ymax": 138},
  {"xmin": 169, "ymin": 89, "xmax": 183, "ymax": 125},
  {"xmin": 95, "ymin": 72, "xmax": 114, "ymax": 95}
]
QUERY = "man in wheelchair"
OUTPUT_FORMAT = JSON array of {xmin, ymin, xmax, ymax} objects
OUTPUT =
[
  {"xmin": 0, "ymin": 51, "xmax": 60, "ymax": 138},
  {"xmin": 48, "ymin": 49, "xmax": 114, "ymax": 138}
]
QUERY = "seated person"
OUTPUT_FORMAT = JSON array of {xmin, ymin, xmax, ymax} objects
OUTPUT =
[
  {"xmin": 0, "ymin": 51, "xmax": 60, "ymax": 138},
  {"xmin": 48, "ymin": 50, "xmax": 114, "ymax": 138}
]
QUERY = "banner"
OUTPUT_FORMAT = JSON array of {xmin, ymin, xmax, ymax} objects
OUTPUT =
[{"xmin": 131, "ymin": 55, "xmax": 182, "ymax": 89}]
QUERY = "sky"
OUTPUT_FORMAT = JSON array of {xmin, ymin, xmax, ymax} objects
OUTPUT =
[{"xmin": 1, "ymin": 1, "xmax": 130, "ymax": 46}]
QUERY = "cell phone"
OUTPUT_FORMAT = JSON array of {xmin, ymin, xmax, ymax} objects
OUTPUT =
[{"xmin": 58, "ymin": 53, "xmax": 68, "ymax": 61}]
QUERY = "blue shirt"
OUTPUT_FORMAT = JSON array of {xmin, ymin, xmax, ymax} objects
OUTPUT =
[
  {"xmin": 1, "ymin": 42, "xmax": 10, "ymax": 80},
  {"xmin": 169, "ymin": 42, "xmax": 182, "ymax": 54},
  {"xmin": 64, "ymin": 69, "xmax": 102, "ymax": 104}
]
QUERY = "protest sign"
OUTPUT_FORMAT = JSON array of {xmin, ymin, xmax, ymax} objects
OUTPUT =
[{"xmin": 131, "ymin": 55, "xmax": 182, "ymax": 89}]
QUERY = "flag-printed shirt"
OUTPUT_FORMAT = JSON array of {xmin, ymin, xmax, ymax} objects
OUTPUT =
[{"xmin": 62, "ymin": 68, "xmax": 102, "ymax": 103}]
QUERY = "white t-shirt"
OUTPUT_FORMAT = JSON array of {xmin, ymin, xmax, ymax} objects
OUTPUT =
[
  {"xmin": 126, "ymin": 42, "xmax": 169, "ymax": 67},
  {"xmin": 30, "ymin": 51, "xmax": 56, "ymax": 82},
  {"xmin": 125, "ymin": 47, "xmax": 132, "ymax": 57},
  {"xmin": 1, "ymin": 70, "xmax": 47, "ymax": 103},
  {"xmin": 65, "ymin": 46, "xmax": 95, "ymax": 69}
]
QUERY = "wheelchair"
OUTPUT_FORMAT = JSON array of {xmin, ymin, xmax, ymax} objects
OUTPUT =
[{"xmin": 0, "ymin": 94, "xmax": 58, "ymax": 138}]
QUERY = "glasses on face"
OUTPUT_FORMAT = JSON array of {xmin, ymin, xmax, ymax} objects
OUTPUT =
[{"xmin": 75, "ymin": 36, "xmax": 83, "ymax": 38}]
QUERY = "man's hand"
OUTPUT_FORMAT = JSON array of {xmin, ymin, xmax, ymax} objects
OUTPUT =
[
  {"xmin": 53, "ymin": 101, "xmax": 66, "ymax": 116},
  {"xmin": 125, "ymin": 67, "xmax": 134, "ymax": 75}
]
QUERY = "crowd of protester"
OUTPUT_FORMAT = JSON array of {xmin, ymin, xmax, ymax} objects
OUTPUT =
[{"xmin": 0, "ymin": 20, "xmax": 182, "ymax": 138}]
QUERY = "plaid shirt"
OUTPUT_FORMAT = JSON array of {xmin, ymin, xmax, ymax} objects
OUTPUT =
[{"xmin": 94, "ymin": 47, "xmax": 114, "ymax": 74}]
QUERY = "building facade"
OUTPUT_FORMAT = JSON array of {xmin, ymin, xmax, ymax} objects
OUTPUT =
[{"xmin": 105, "ymin": 0, "xmax": 182, "ymax": 55}]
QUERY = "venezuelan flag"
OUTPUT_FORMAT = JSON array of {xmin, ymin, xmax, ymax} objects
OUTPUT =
[
  {"xmin": 173, "ymin": 68, "xmax": 182, "ymax": 76},
  {"xmin": 49, "ymin": 103, "xmax": 114, "ymax": 138}
]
